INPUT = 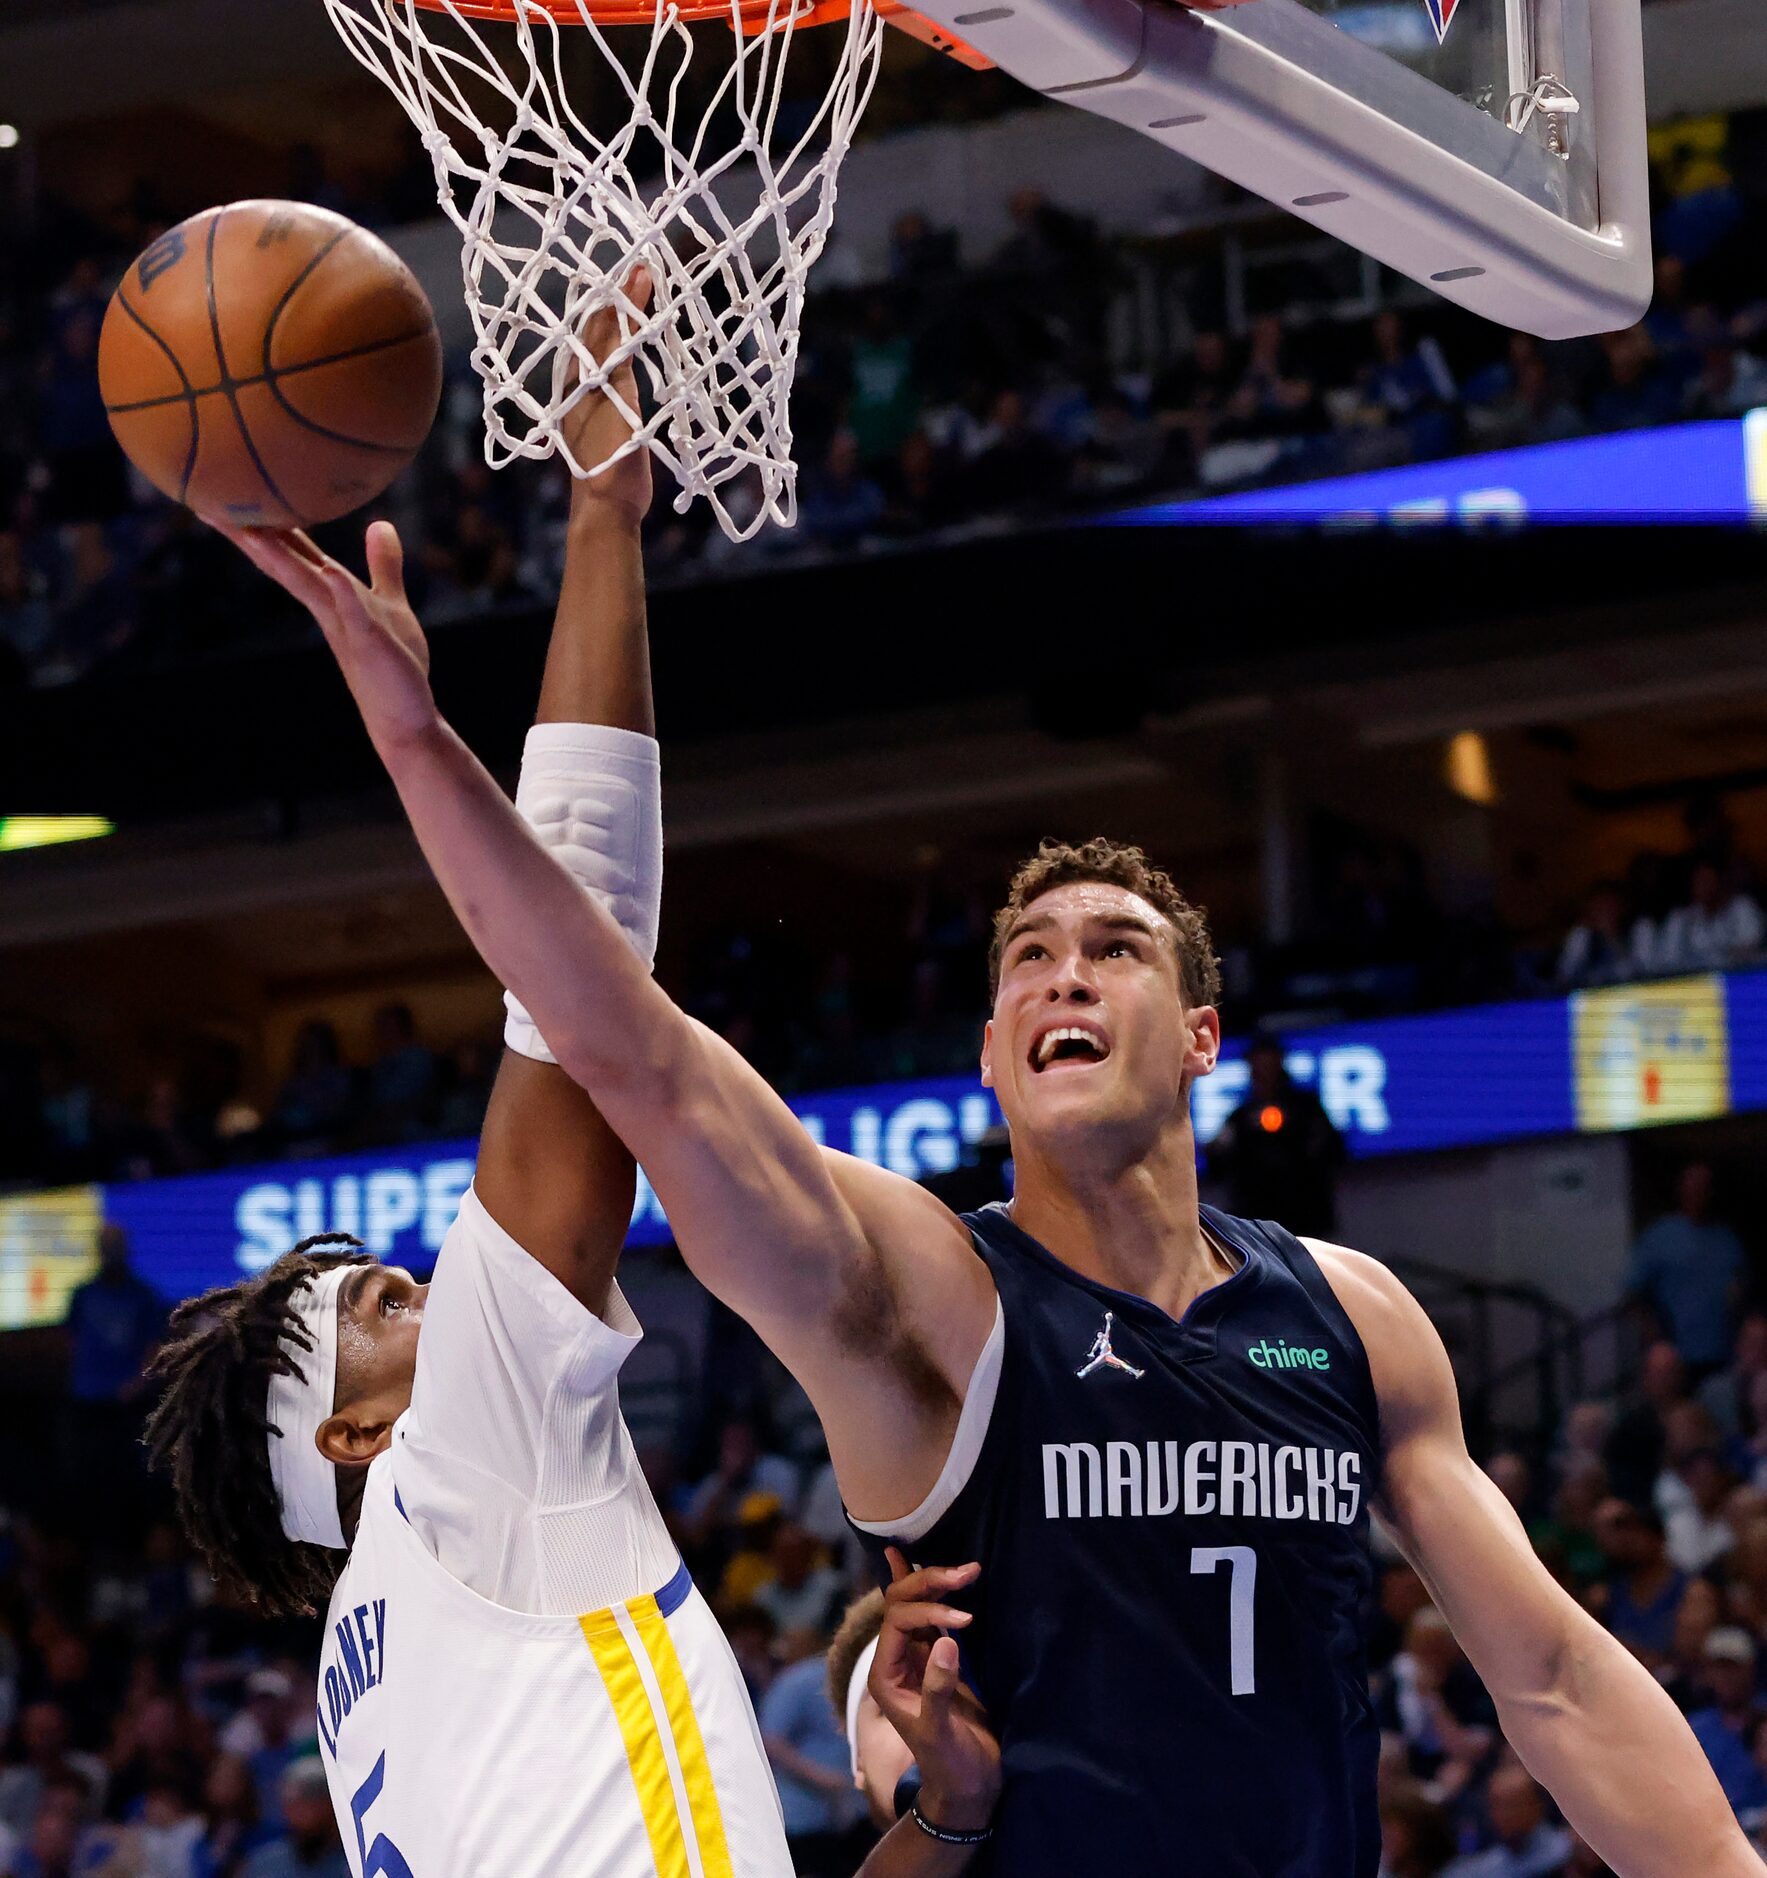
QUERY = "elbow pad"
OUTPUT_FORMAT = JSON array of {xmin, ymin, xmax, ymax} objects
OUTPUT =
[{"xmin": 502, "ymin": 722, "xmax": 662, "ymax": 1064}]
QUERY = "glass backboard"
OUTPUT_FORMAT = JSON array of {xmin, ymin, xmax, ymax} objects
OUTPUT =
[{"xmin": 913, "ymin": 0, "xmax": 1649, "ymax": 336}]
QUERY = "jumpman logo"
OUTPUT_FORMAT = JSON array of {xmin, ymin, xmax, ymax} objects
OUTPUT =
[{"xmin": 1076, "ymin": 1311, "xmax": 1145, "ymax": 1380}]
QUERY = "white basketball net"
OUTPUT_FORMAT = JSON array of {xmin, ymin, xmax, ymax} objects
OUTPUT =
[{"xmin": 322, "ymin": 0, "xmax": 888, "ymax": 539}]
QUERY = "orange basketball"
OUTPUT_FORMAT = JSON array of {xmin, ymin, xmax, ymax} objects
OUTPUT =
[{"xmin": 98, "ymin": 200, "xmax": 443, "ymax": 530}]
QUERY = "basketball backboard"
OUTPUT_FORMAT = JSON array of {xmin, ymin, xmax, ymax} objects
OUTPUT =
[{"xmin": 904, "ymin": 0, "xmax": 1650, "ymax": 337}]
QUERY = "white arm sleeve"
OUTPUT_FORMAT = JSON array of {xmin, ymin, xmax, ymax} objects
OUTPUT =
[{"xmin": 504, "ymin": 721, "xmax": 662, "ymax": 1064}]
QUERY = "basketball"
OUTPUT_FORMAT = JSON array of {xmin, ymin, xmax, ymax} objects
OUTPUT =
[{"xmin": 98, "ymin": 199, "xmax": 442, "ymax": 529}]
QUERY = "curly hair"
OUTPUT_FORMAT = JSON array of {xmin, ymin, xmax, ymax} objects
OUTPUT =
[
  {"xmin": 988, "ymin": 836, "xmax": 1222, "ymax": 1009},
  {"xmin": 826, "ymin": 1587, "xmax": 887, "ymax": 1727},
  {"xmin": 143, "ymin": 1235, "xmax": 375, "ymax": 1617}
]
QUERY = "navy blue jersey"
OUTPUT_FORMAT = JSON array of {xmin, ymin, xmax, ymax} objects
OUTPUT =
[{"xmin": 853, "ymin": 1203, "xmax": 1382, "ymax": 1877}]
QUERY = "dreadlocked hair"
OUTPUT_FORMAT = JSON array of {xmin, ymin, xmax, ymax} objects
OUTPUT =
[{"xmin": 143, "ymin": 1234, "xmax": 375, "ymax": 1618}]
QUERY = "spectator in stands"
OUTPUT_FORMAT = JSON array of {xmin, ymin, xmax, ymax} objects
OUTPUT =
[
  {"xmin": 1528, "ymin": 1457, "xmax": 1608, "ymax": 1587},
  {"xmin": 682, "ymin": 1418, "xmax": 800, "ymax": 1564},
  {"xmin": 271, "ymin": 1021, "xmax": 356, "ymax": 1152},
  {"xmin": 845, "ymin": 297, "xmax": 921, "ymax": 466},
  {"xmin": 991, "ymin": 186, "xmax": 1100, "ymax": 284},
  {"xmin": 1375, "ymin": 1607, "xmax": 1496, "ymax": 1803},
  {"xmin": 362, "ymin": 1002, "xmax": 438, "ymax": 1143},
  {"xmin": 1627, "ymin": 1164, "xmax": 1748, "ymax": 1377},
  {"xmin": 759, "ymin": 1632, "xmax": 865, "ymax": 1877},
  {"xmin": 1379, "ymin": 1780, "xmax": 1457, "ymax": 1878},
  {"xmin": 1651, "ymin": 863, "xmax": 1765, "ymax": 974},
  {"xmin": 0, "ymin": 528, "xmax": 53, "ymax": 686},
  {"xmin": 1590, "ymin": 1499, "xmax": 1686, "ymax": 1669},
  {"xmin": 15, "ymin": 1776, "xmax": 91, "ymax": 1878},
  {"xmin": 880, "ymin": 428, "xmax": 958, "ymax": 536},
  {"xmin": 1682, "ymin": 321, "xmax": 1767, "ymax": 418},
  {"xmin": 1152, "ymin": 329, "xmax": 1239, "ymax": 473},
  {"xmin": 886, "ymin": 211, "xmax": 958, "ymax": 287},
  {"xmin": 1587, "ymin": 325, "xmax": 1681, "ymax": 432},
  {"xmin": 61, "ymin": 1224, "xmax": 166, "ymax": 1527},
  {"xmin": 1688, "ymin": 1627, "xmax": 1767, "ymax": 1815},
  {"xmin": 960, "ymin": 389, "xmax": 1064, "ymax": 515},
  {"xmin": 1072, "ymin": 386, "xmax": 1164, "ymax": 498},
  {"xmin": 197, "ymin": 1753, "xmax": 272, "ymax": 1877},
  {"xmin": 1204, "ymin": 1036, "xmax": 1345, "ymax": 1237},
  {"xmin": 1464, "ymin": 336, "xmax": 1583, "ymax": 453},
  {"xmin": 1440, "ymin": 1764, "xmax": 1571, "ymax": 1878},
  {"xmin": 723, "ymin": 1605, "xmax": 780, "ymax": 1709},
  {"xmin": 754, "ymin": 1525, "xmax": 846, "ymax": 1644},
  {"xmin": 1703, "ymin": 1312, "xmax": 1767, "ymax": 1438},
  {"xmin": 240, "ymin": 1760, "xmax": 347, "ymax": 1878},
  {"xmin": 1350, "ymin": 310, "xmax": 1458, "ymax": 458},
  {"xmin": 1663, "ymin": 1578, "xmax": 1724, "ymax": 1712},
  {"xmin": 107, "ymin": 1691, "xmax": 211, "ymax": 1824},
  {"xmin": 36, "ymin": 312, "xmax": 127, "ymax": 525},
  {"xmin": 802, "ymin": 430, "xmax": 887, "ymax": 550},
  {"xmin": 0, "ymin": 1705, "xmax": 103, "ymax": 1838},
  {"xmin": 1555, "ymin": 881, "xmax": 1635, "ymax": 989},
  {"xmin": 1665, "ymin": 1441, "xmax": 1740, "ymax": 1574},
  {"xmin": 217, "ymin": 1669, "xmax": 310, "ymax": 1825}
]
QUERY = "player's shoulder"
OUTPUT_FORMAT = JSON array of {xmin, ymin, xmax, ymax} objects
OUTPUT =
[
  {"xmin": 820, "ymin": 1145, "xmax": 978, "ymax": 1253},
  {"xmin": 1300, "ymin": 1237, "xmax": 1456, "ymax": 1435},
  {"xmin": 1297, "ymin": 1236, "xmax": 1413, "ymax": 1315}
]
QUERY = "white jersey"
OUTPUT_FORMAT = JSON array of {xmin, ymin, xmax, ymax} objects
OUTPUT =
[{"xmin": 315, "ymin": 1187, "xmax": 790, "ymax": 1877}]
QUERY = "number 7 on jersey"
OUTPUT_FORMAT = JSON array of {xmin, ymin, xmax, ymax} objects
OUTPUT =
[{"xmin": 1191, "ymin": 1545, "xmax": 1257, "ymax": 1695}]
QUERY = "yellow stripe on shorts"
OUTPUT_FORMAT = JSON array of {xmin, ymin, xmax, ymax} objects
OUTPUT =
[
  {"xmin": 580, "ymin": 1591, "xmax": 732, "ymax": 1878},
  {"xmin": 626, "ymin": 1595, "xmax": 735, "ymax": 1878}
]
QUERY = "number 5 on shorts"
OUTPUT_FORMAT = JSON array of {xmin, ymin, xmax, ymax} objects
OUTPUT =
[
  {"xmin": 350, "ymin": 1752, "xmax": 416, "ymax": 1878},
  {"xmin": 1191, "ymin": 1545, "xmax": 1257, "ymax": 1695}
]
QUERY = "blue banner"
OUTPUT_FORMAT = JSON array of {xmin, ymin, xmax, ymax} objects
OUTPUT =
[
  {"xmin": 18, "ymin": 966, "xmax": 1765, "ymax": 1316},
  {"xmin": 1107, "ymin": 412, "xmax": 1767, "ymax": 529}
]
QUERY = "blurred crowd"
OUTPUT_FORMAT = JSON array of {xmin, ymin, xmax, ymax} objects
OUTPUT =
[
  {"xmin": 2, "ymin": 790, "xmax": 1762, "ymax": 1194},
  {"xmin": 3, "ymin": 109, "xmax": 1766, "ymax": 688},
  {"xmin": 3, "ymin": 1147, "xmax": 1767, "ymax": 1876}
]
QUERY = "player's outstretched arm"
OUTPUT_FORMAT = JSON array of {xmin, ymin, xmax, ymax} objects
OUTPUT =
[
  {"xmin": 469, "ymin": 277, "xmax": 658, "ymax": 1314},
  {"xmin": 222, "ymin": 515, "xmax": 991, "ymax": 1518},
  {"xmin": 1311, "ymin": 1240, "xmax": 1759, "ymax": 1878}
]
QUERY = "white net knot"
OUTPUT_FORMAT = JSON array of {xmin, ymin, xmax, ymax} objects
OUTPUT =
[{"xmin": 323, "ymin": 0, "xmax": 888, "ymax": 541}]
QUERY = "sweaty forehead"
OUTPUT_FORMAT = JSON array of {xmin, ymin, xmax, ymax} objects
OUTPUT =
[{"xmin": 1016, "ymin": 879, "xmax": 1170, "ymax": 934}]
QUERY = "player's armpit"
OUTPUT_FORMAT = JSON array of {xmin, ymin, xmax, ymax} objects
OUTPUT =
[
  {"xmin": 1309, "ymin": 1240, "xmax": 1759, "ymax": 1878},
  {"xmin": 596, "ymin": 1018, "xmax": 991, "ymax": 1520}
]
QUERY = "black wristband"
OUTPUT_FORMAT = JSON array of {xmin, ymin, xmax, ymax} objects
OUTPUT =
[{"xmin": 910, "ymin": 1799, "xmax": 994, "ymax": 1846}]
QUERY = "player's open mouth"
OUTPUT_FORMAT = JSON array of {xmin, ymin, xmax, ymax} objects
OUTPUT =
[{"xmin": 1029, "ymin": 1023, "xmax": 1112, "ymax": 1072}]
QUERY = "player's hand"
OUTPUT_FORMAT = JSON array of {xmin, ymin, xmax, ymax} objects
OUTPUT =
[
  {"xmin": 222, "ymin": 520, "xmax": 436, "ymax": 750},
  {"xmin": 561, "ymin": 263, "xmax": 654, "ymax": 531},
  {"xmin": 871, "ymin": 1548, "xmax": 999, "ymax": 1833}
]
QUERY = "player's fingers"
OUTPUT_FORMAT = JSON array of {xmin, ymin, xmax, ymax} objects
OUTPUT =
[
  {"xmin": 880, "ymin": 1600, "xmax": 973, "ymax": 1633},
  {"xmin": 364, "ymin": 520, "xmax": 407, "ymax": 600},
  {"xmin": 921, "ymin": 1635, "xmax": 962, "ymax": 1705},
  {"xmin": 219, "ymin": 524, "xmax": 336, "ymax": 616},
  {"xmin": 884, "ymin": 1546, "xmax": 911, "ymax": 1586},
  {"xmin": 623, "ymin": 263, "xmax": 653, "ymax": 316},
  {"xmin": 884, "ymin": 1560, "xmax": 980, "ymax": 1605}
]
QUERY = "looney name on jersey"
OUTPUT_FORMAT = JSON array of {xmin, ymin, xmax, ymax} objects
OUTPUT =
[
  {"xmin": 1042, "ymin": 1438, "xmax": 1362, "ymax": 1524},
  {"xmin": 316, "ymin": 1598, "xmax": 387, "ymax": 1759}
]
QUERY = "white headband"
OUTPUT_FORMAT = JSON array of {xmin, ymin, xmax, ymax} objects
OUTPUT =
[
  {"xmin": 845, "ymin": 1636, "xmax": 880, "ymax": 1779},
  {"xmin": 265, "ymin": 1267, "xmax": 352, "ymax": 1551}
]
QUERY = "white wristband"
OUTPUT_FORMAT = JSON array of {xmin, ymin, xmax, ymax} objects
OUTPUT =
[{"xmin": 504, "ymin": 722, "xmax": 662, "ymax": 1064}]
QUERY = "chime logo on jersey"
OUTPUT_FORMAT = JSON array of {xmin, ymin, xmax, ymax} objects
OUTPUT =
[{"xmin": 1422, "ymin": 0, "xmax": 1462, "ymax": 44}]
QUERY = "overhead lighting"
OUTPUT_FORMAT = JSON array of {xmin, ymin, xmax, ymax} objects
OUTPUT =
[
  {"xmin": 0, "ymin": 126, "xmax": 18, "ymax": 151},
  {"xmin": 0, "ymin": 816, "xmax": 115, "ymax": 851},
  {"xmin": 1444, "ymin": 731, "xmax": 1497, "ymax": 806}
]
